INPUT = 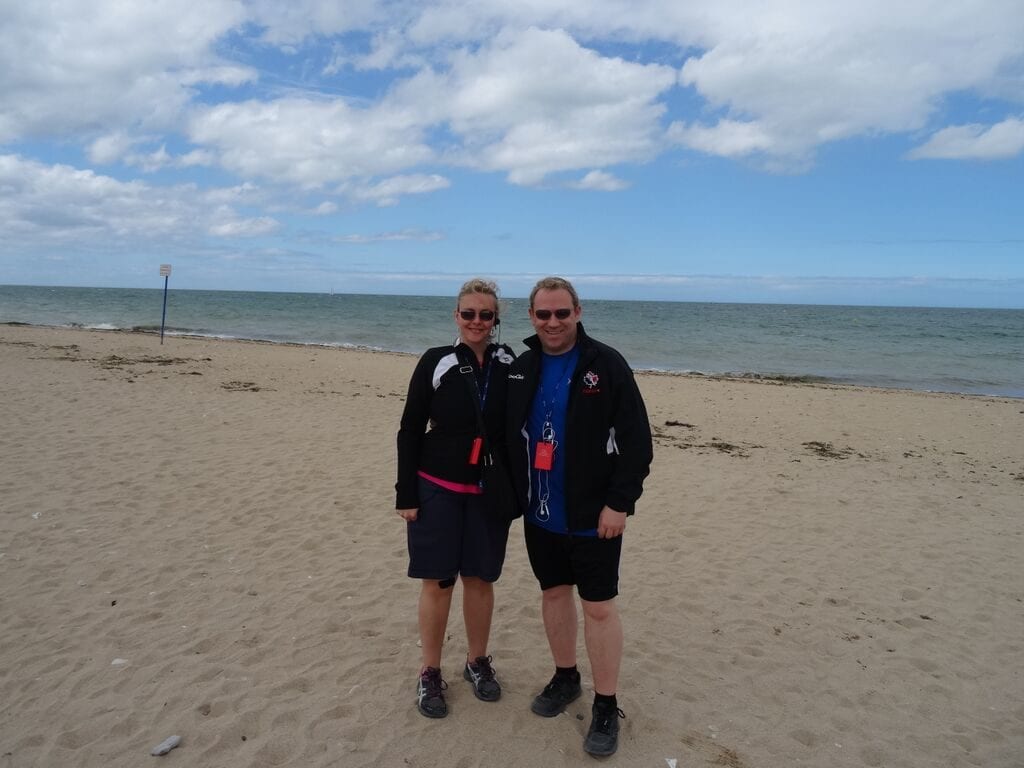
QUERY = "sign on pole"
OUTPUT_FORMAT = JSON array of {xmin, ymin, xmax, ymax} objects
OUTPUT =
[{"xmin": 159, "ymin": 265, "xmax": 172, "ymax": 344}]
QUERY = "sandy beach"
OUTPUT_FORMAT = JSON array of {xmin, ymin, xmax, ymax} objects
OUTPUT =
[{"xmin": 1, "ymin": 323, "xmax": 1022, "ymax": 768}]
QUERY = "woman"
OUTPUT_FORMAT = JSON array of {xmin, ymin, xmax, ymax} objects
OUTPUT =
[{"xmin": 395, "ymin": 278, "xmax": 517, "ymax": 719}]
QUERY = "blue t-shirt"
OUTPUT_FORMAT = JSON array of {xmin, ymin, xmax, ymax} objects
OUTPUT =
[{"xmin": 526, "ymin": 346, "xmax": 596, "ymax": 536}]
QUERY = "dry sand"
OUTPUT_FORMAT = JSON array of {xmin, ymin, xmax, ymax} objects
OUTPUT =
[{"xmin": 1, "ymin": 324, "xmax": 1022, "ymax": 768}]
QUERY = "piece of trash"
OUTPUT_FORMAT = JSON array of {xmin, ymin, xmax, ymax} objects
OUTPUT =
[
  {"xmin": 31, "ymin": 512, "xmax": 41, "ymax": 519},
  {"xmin": 666, "ymin": 760, "xmax": 678, "ymax": 768},
  {"xmin": 150, "ymin": 735, "xmax": 181, "ymax": 756},
  {"xmin": 111, "ymin": 658, "xmax": 129, "ymax": 666}
]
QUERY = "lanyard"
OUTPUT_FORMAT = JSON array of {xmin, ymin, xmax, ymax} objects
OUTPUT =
[
  {"xmin": 461, "ymin": 348, "xmax": 493, "ymax": 412},
  {"xmin": 539, "ymin": 352, "xmax": 575, "ymax": 424},
  {"xmin": 477, "ymin": 356, "xmax": 492, "ymax": 411}
]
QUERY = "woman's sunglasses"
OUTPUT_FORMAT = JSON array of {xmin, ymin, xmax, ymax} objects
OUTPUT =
[
  {"xmin": 532, "ymin": 308, "xmax": 573, "ymax": 321},
  {"xmin": 458, "ymin": 309, "xmax": 496, "ymax": 321}
]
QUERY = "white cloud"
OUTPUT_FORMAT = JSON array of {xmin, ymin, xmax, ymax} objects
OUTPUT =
[
  {"xmin": 667, "ymin": 119, "xmax": 775, "ymax": 159},
  {"xmin": 201, "ymin": 183, "xmax": 264, "ymax": 205},
  {"xmin": 0, "ymin": 154, "xmax": 277, "ymax": 248},
  {"xmin": 126, "ymin": 146, "xmax": 173, "ymax": 173},
  {"xmin": 371, "ymin": 2, "xmax": 1024, "ymax": 168},
  {"xmin": 0, "ymin": 0, "xmax": 253, "ymax": 143},
  {"xmin": 334, "ymin": 229, "xmax": 446, "ymax": 243},
  {"xmin": 326, "ymin": 29, "xmax": 429, "ymax": 73},
  {"xmin": 89, "ymin": 134, "xmax": 213, "ymax": 171},
  {"xmin": 568, "ymin": 170, "xmax": 630, "ymax": 191},
  {"xmin": 311, "ymin": 201, "xmax": 338, "ymax": 215},
  {"xmin": 6, "ymin": 1, "xmax": 1022, "ymax": 192},
  {"xmin": 908, "ymin": 117, "xmax": 1024, "ymax": 160},
  {"xmin": 670, "ymin": 2, "xmax": 1024, "ymax": 164},
  {"xmin": 87, "ymin": 133, "xmax": 137, "ymax": 165},
  {"xmin": 178, "ymin": 149, "xmax": 217, "ymax": 167},
  {"xmin": 246, "ymin": 0, "xmax": 385, "ymax": 45},
  {"xmin": 208, "ymin": 213, "xmax": 280, "ymax": 237},
  {"xmin": 188, "ymin": 97, "xmax": 435, "ymax": 189},
  {"xmin": 346, "ymin": 174, "xmax": 451, "ymax": 206},
  {"xmin": 390, "ymin": 27, "xmax": 676, "ymax": 185}
]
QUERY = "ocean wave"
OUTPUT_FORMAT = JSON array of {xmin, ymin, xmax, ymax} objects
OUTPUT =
[{"xmin": 637, "ymin": 367, "xmax": 836, "ymax": 384}]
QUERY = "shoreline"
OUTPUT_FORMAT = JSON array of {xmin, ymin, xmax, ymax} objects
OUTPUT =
[{"xmin": 4, "ymin": 321, "xmax": 1020, "ymax": 401}]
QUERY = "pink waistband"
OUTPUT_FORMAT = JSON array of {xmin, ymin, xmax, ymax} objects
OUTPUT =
[{"xmin": 418, "ymin": 470, "xmax": 482, "ymax": 495}]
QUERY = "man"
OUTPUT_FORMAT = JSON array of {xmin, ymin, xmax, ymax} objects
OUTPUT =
[{"xmin": 506, "ymin": 276, "xmax": 653, "ymax": 757}]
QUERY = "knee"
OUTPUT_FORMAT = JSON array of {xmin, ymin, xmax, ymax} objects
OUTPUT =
[
  {"xmin": 541, "ymin": 584, "xmax": 573, "ymax": 606},
  {"xmin": 581, "ymin": 598, "xmax": 617, "ymax": 623},
  {"xmin": 460, "ymin": 576, "xmax": 492, "ymax": 594}
]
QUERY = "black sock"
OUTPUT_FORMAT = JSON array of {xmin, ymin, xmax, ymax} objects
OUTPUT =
[
  {"xmin": 555, "ymin": 665, "xmax": 579, "ymax": 678},
  {"xmin": 594, "ymin": 693, "xmax": 617, "ymax": 709}
]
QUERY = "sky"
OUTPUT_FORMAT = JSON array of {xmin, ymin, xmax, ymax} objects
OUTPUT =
[{"xmin": 1, "ymin": 1, "xmax": 1022, "ymax": 308}]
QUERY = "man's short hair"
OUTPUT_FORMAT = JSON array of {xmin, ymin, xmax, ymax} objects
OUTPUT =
[{"xmin": 529, "ymin": 276, "xmax": 579, "ymax": 308}]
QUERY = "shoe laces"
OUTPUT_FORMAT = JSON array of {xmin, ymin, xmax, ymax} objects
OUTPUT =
[
  {"xmin": 469, "ymin": 655, "xmax": 495, "ymax": 681},
  {"xmin": 592, "ymin": 704, "xmax": 625, "ymax": 733},
  {"xmin": 420, "ymin": 667, "xmax": 448, "ymax": 697}
]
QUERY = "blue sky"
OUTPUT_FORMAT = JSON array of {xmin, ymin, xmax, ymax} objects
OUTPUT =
[{"xmin": 1, "ymin": 1, "xmax": 1022, "ymax": 307}]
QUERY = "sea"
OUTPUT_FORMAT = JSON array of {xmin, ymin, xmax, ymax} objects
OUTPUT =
[{"xmin": 1, "ymin": 285, "xmax": 1021, "ymax": 398}]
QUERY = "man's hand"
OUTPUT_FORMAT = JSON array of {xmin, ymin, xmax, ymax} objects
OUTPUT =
[
  {"xmin": 397, "ymin": 508, "xmax": 418, "ymax": 522},
  {"xmin": 596, "ymin": 506, "xmax": 627, "ymax": 538}
]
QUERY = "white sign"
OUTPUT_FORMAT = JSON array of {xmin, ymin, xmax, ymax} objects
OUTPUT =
[{"xmin": 159, "ymin": 264, "xmax": 172, "ymax": 276}]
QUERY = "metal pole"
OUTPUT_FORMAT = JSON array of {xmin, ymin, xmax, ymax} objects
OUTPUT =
[{"xmin": 160, "ymin": 275, "xmax": 169, "ymax": 344}]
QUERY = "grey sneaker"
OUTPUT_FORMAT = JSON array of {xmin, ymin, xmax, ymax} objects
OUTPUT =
[
  {"xmin": 583, "ymin": 701, "xmax": 625, "ymax": 756},
  {"xmin": 463, "ymin": 655, "xmax": 501, "ymax": 701},
  {"xmin": 416, "ymin": 667, "xmax": 448, "ymax": 718},
  {"xmin": 530, "ymin": 671, "xmax": 582, "ymax": 717}
]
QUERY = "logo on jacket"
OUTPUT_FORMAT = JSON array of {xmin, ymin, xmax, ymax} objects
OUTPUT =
[
  {"xmin": 493, "ymin": 348, "xmax": 514, "ymax": 365},
  {"xmin": 582, "ymin": 370, "xmax": 601, "ymax": 393}
]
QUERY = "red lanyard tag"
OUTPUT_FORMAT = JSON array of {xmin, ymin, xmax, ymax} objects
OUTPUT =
[
  {"xmin": 468, "ymin": 436, "xmax": 483, "ymax": 465},
  {"xmin": 534, "ymin": 441, "xmax": 554, "ymax": 471}
]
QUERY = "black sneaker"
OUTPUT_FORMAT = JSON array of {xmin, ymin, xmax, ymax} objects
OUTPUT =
[
  {"xmin": 583, "ymin": 701, "xmax": 625, "ymax": 756},
  {"xmin": 530, "ymin": 671, "xmax": 582, "ymax": 717},
  {"xmin": 463, "ymin": 655, "xmax": 501, "ymax": 701},
  {"xmin": 416, "ymin": 667, "xmax": 448, "ymax": 718}
]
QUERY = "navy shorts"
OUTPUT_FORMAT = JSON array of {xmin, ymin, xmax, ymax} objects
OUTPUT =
[
  {"xmin": 524, "ymin": 522, "xmax": 622, "ymax": 602},
  {"xmin": 407, "ymin": 477, "xmax": 512, "ymax": 582}
]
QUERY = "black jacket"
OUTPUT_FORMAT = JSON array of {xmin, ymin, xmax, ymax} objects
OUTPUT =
[
  {"xmin": 396, "ymin": 342, "xmax": 515, "ymax": 509},
  {"xmin": 505, "ymin": 324, "xmax": 653, "ymax": 531}
]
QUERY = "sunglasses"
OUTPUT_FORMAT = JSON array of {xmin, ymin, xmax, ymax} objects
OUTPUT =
[
  {"xmin": 532, "ymin": 308, "xmax": 573, "ymax": 321},
  {"xmin": 458, "ymin": 309, "xmax": 496, "ymax": 321}
]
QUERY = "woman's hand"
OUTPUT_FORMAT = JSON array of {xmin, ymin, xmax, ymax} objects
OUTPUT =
[{"xmin": 397, "ymin": 508, "xmax": 418, "ymax": 522}]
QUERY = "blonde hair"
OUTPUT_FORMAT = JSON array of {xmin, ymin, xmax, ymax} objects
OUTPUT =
[
  {"xmin": 457, "ymin": 278, "xmax": 500, "ymax": 316},
  {"xmin": 529, "ymin": 276, "xmax": 579, "ymax": 308}
]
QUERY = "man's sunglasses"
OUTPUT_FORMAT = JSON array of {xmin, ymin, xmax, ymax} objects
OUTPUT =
[
  {"xmin": 533, "ymin": 308, "xmax": 573, "ymax": 321},
  {"xmin": 458, "ymin": 309, "xmax": 496, "ymax": 321}
]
